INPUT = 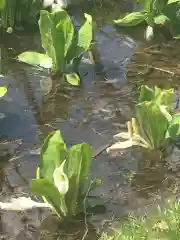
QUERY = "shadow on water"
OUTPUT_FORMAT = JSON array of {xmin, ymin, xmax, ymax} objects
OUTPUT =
[{"xmin": 0, "ymin": 1, "xmax": 180, "ymax": 239}]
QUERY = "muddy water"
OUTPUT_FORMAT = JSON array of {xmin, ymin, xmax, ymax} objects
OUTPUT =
[{"xmin": 0, "ymin": 3, "xmax": 180, "ymax": 240}]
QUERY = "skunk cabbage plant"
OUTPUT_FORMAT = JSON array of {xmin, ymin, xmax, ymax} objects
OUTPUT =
[
  {"xmin": 0, "ymin": 130, "xmax": 102, "ymax": 218},
  {"xmin": 107, "ymin": 85, "xmax": 180, "ymax": 152},
  {"xmin": 29, "ymin": 130, "xmax": 103, "ymax": 219},
  {"xmin": 17, "ymin": 9, "xmax": 92, "ymax": 86}
]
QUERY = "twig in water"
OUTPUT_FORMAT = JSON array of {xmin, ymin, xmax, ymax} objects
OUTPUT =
[{"xmin": 137, "ymin": 64, "xmax": 175, "ymax": 75}]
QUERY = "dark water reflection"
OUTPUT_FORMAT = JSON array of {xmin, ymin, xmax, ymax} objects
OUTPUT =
[{"xmin": 0, "ymin": 4, "xmax": 180, "ymax": 239}]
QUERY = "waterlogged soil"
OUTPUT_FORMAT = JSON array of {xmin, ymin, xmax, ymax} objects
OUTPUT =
[{"xmin": 0, "ymin": 3, "xmax": 180, "ymax": 240}]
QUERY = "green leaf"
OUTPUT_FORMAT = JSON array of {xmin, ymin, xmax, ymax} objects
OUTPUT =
[
  {"xmin": 168, "ymin": 0, "xmax": 180, "ymax": 4},
  {"xmin": 40, "ymin": 130, "xmax": 67, "ymax": 183},
  {"xmin": 0, "ymin": 0, "xmax": 5, "ymax": 9},
  {"xmin": 154, "ymin": 87, "xmax": 174, "ymax": 110},
  {"xmin": 65, "ymin": 73, "xmax": 80, "ymax": 85},
  {"xmin": 166, "ymin": 113, "xmax": 180, "ymax": 140},
  {"xmin": 53, "ymin": 161, "xmax": 69, "ymax": 195},
  {"xmin": 139, "ymin": 85, "xmax": 154, "ymax": 102},
  {"xmin": 30, "ymin": 179, "xmax": 63, "ymax": 216},
  {"xmin": 136, "ymin": 102, "xmax": 171, "ymax": 149},
  {"xmin": 18, "ymin": 52, "xmax": 52, "ymax": 69},
  {"xmin": 154, "ymin": 14, "xmax": 170, "ymax": 25},
  {"xmin": 64, "ymin": 143, "xmax": 93, "ymax": 214},
  {"xmin": 65, "ymin": 13, "xmax": 92, "ymax": 64},
  {"xmin": 0, "ymin": 86, "xmax": 7, "ymax": 97},
  {"xmin": 39, "ymin": 9, "xmax": 74, "ymax": 72},
  {"xmin": 145, "ymin": 0, "xmax": 152, "ymax": 11},
  {"xmin": 139, "ymin": 85, "xmax": 174, "ymax": 111},
  {"xmin": 152, "ymin": 0, "xmax": 168, "ymax": 11},
  {"xmin": 113, "ymin": 11, "xmax": 147, "ymax": 26}
]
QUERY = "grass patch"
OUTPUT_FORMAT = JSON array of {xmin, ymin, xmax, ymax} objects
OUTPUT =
[{"xmin": 100, "ymin": 200, "xmax": 180, "ymax": 240}]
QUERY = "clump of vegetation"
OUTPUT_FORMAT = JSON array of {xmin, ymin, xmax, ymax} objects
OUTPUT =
[
  {"xmin": 0, "ymin": 130, "xmax": 102, "ymax": 220},
  {"xmin": 107, "ymin": 85, "xmax": 180, "ymax": 152},
  {"xmin": 100, "ymin": 200, "xmax": 180, "ymax": 240},
  {"xmin": 17, "ymin": 8, "xmax": 92, "ymax": 86},
  {"xmin": 114, "ymin": 0, "xmax": 180, "ymax": 40},
  {"xmin": 31, "ymin": 130, "xmax": 101, "ymax": 219}
]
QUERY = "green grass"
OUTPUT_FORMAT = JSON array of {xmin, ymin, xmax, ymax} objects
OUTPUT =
[{"xmin": 100, "ymin": 200, "xmax": 180, "ymax": 240}]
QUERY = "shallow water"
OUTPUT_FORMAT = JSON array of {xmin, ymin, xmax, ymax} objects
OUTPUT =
[{"xmin": 0, "ymin": 1, "xmax": 180, "ymax": 239}]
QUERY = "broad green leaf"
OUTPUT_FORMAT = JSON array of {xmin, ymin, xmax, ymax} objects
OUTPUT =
[
  {"xmin": 166, "ymin": 113, "xmax": 180, "ymax": 140},
  {"xmin": 139, "ymin": 85, "xmax": 154, "ymax": 102},
  {"xmin": 145, "ymin": 0, "xmax": 152, "ymax": 11},
  {"xmin": 18, "ymin": 52, "xmax": 52, "ymax": 68},
  {"xmin": 154, "ymin": 14, "xmax": 170, "ymax": 25},
  {"xmin": 168, "ymin": 0, "xmax": 180, "ymax": 4},
  {"xmin": 114, "ymin": 11, "xmax": 147, "ymax": 26},
  {"xmin": 136, "ymin": 0, "xmax": 151, "ymax": 11},
  {"xmin": 36, "ymin": 167, "xmax": 49, "ymax": 204},
  {"xmin": 64, "ymin": 143, "xmax": 93, "ymax": 214},
  {"xmin": 53, "ymin": 161, "xmax": 69, "ymax": 195},
  {"xmin": 30, "ymin": 179, "xmax": 64, "ymax": 217},
  {"xmin": 65, "ymin": 13, "xmax": 92, "ymax": 64},
  {"xmin": 40, "ymin": 130, "xmax": 67, "ymax": 183},
  {"xmin": 39, "ymin": 9, "xmax": 74, "ymax": 72},
  {"xmin": 136, "ymin": 102, "xmax": 170, "ymax": 149},
  {"xmin": 139, "ymin": 85, "xmax": 174, "ymax": 110},
  {"xmin": 65, "ymin": 73, "xmax": 80, "ymax": 85},
  {"xmin": 0, "ymin": 86, "xmax": 7, "ymax": 97},
  {"xmin": 152, "ymin": 0, "xmax": 167, "ymax": 11},
  {"xmin": 0, "ymin": 0, "xmax": 5, "ymax": 9},
  {"xmin": 154, "ymin": 87, "xmax": 174, "ymax": 110}
]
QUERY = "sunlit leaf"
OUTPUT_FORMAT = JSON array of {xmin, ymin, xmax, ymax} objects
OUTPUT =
[
  {"xmin": 139, "ymin": 85, "xmax": 174, "ymax": 110},
  {"xmin": 53, "ymin": 161, "xmax": 69, "ymax": 195},
  {"xmin": 39, "ymin": 9, "xmax": 74, "ymax": 72},
  {"xmin": 154, "ymin": 14, "xmax": 170, "ymax": 25},
  {"xmin": 64, "ymin": 143, "xmax": 93, "ymax": 214},
  {"xmin": 166, "ymin": 113, "xmax": 180, "ymax": 140},
  {"xmin": 65, "ymin": 72, "xmax": 80, "ymax": 85},
  {"xmin": 0, "ymin": 86, "xmax": 7, "ymax": 97},
  {"xmin": 114, "ymin": 11, "xmax": 147, "ymax": 26},
  {"xmin": 0, "ymin": 0, "xmax": 5, "ymax": 9},
  {"xmin": 154, "ymin": 87, "xmax": 174, "ymax": 110},
  {"xmin": 139, "ymin": 85, "xmax": 154, "ymax": 102},
  {"xmin": 30, "ymin": 178, "xmax": 63, "ymax": 216},
  {"xmin": 65, "ymin": 13, "xmax": 92, "ymax": 63},
  {"xmin": 136, "ymin": 102, "xmax": 170, "ymax": 149},
  {"xmin": 18, "ymin": 52, "xmax": 52, "ymax": 68},
  {"xmin": 167, "ymin": 0, "xmax": 180, "ymax": 4},
  {"xmin": 40, "ymin": 130, "xmax": 67, "ymax": 183}
]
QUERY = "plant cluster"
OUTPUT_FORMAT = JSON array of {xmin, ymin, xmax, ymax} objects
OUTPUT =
[
  {"xmin": 114, "ymin": 0, "xmax": 180, "ymax": 40},
  {"xmin": 0, "ymin": 130, "xmax": 102, "ymax": 220},
  {"xmin": 107, "ymin": 85, "xmax": 180, "ymax": 152},
  {"xmin": 31, "ymin": 130, "xmax": 101, "ymax": 218},
  {"xmin": 17, "ymin": 8, "xmax": 92, "ymax": 85}
]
